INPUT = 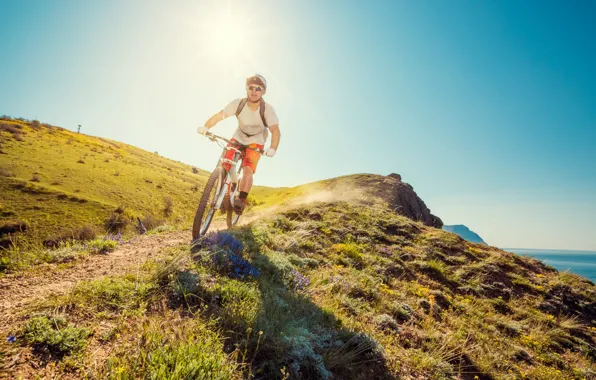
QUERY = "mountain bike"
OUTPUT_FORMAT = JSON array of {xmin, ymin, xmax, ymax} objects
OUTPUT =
[{"xmin": 192, "ymin": 132, "xmax": 265, "ymax": 240}]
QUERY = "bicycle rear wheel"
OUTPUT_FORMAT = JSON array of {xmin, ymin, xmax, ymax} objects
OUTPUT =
[{"xmin": 192, "ymin": 167, "xmax": 225, "ymax": 240}]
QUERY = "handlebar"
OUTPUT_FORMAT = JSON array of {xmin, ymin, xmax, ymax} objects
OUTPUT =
[{"xmin": 203, "ymin": 131, "xmax": 265, "ymax": 154}]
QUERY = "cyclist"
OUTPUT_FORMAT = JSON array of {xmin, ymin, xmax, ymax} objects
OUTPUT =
[{"xmin": 197, "ymin": 74, "xmax": 280, "ymax": 214}]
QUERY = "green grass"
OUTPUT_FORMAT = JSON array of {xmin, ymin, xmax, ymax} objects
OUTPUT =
[
  {"xmin": 0, "ymin": 118, "xmax": 210, "ymax": 250},
  {"xmin": 5, "ymin": 118, "xmax": 596, "ymax": 379},
  {"xmin": 22, "ymin": 314, "xmax": 91, "ymax": 357},
  {"xmin": 16, "ymin": 202, "xmax": 596, "ymax": 379},
  {"xmin": 100, "ymin": 314, "xmax": 241, "ymax": 380}
]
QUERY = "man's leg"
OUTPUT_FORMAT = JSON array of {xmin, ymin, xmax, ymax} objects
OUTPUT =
[
  {"xmin": 239, "ymin": 166, "xmax": 253, "ymax": 193},
  {"xmin": 233, "ymin": 145, "xmax": 262, "ymax": 214},
  {"xmin": 234, "ymin": 166, "xmax": 254, "ymax": 214}
]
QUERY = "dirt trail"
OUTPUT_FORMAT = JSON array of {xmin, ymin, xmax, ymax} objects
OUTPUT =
[
  {"xmin": 0, "ymin": 230, "xmax": 191, "ymax": 331},
  {"xmin": 0, "ymin": 194, "xmax": 355, "ymax": 335}
]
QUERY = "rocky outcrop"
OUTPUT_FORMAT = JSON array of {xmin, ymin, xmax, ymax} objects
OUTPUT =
[{"xmin": 381, "ymin": 174, "xmax": 443, "ymax": 228}]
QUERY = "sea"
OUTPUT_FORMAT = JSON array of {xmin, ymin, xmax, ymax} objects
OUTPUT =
[{"xmin": 503, "ymin": 248, "xmax": 596, "ymax": 283}]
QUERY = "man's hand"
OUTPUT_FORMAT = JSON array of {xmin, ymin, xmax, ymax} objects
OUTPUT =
[
  {"xmin": 197, "ymin": 126, "xmax": 209, "ymax": 135},
  {"xmin": 264, "ymin": 148, "xmax": 276, "ymax": 157}
]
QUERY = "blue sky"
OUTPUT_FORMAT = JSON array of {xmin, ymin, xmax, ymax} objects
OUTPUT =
[{"xmin": 1, "ymin": 0, "xmax": 595, "ymax": 250}]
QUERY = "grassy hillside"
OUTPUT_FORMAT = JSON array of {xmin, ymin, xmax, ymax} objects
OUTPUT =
[
  {"xmin": 0, "ymin": 117, "xmax": 413, "ymax": 272},
  {"xmin": 0, "ymin": 118, "xmax": 213, "ymax": 246},
  {"xmin": 5, "ymin": 201, "xmax": 596, "ymax": 379}
]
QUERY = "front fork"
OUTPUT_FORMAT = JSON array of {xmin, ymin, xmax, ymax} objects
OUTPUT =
[{"xmin": 217, "ymin": 147, "xmax": 242, "ymax": 210}]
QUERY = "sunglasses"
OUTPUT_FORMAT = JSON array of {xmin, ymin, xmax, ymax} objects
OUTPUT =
[{"xmin": 247, "ymin": 85, "xmax": 263, "ymax": 92}]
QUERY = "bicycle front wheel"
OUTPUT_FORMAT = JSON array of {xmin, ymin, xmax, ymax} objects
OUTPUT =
[
  {"xmin": 226, "ymin": 204, "xmax": 241, "ymax": 229},
  {"xmin": 192, "ymin": 167, "xmax": 225, "ymax": 240}
]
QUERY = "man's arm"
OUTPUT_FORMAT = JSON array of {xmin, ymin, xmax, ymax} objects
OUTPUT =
[
  {"xmin": 203, "ymin": 110, "xmax": 227, "ymax": 129},
  {"xmin": 268, "ymin": 124, "xmax": 280, "ymax": 150}
]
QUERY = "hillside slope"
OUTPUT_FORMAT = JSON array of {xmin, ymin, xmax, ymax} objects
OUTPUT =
[
  {"xmin": 1, "ymin": 117, "xmax": 444, "ymax": 274},
  {"xmin": 0, "ymin": 118, "xmax": 211, "ymax": 247},
  {"xmin": 2, "ymin": 201, "xmax": 595, "ymax": 379}
]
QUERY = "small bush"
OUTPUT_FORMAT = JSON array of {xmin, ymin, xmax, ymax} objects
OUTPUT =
[
  {"xmin": 140, "ymin": 214, "xmax": 164, "ymax": 231},
  {"xmin": 87, "ymin": 239, "xmax": 117, "ymax": 254},
  {"xmin": 373, "ymin": 313, "xmax": 400, "ymax": 331},
  {"xmin": 22, "ymin": 314, "xmax": 91, "ymax": 357},
  {"xmin": 0, "ymin": 122, "xmax": 24, "ymax": 140},
  {"xmin": 163, "ymin": 197, "xmax": 174, "ymax": 217},
  {"xmin": 30, "ymin": 174, "xmax": 40, "ymax": 182},
  {"xmin": 105, "ymin": 206, "xmax": 130, "ymax": 232},
  {"xmin": 41, "ymin": 242, "xmax": 87, "ymax": 263},
  {"xmin": 77, "ymin": 159, "xmax": 85, "ymax": 164},
  {"xmin": 43, "ymin": 224, "xmax": 98, "ymax": 247},
  {"xmin": 390, "ymin": 302, "xmax": 414, "ymax": 322},
  {"xmin": 172, "ymin": 271, "xmax": 199, "ymax": 300},
  {"xmin": 0, "ymin": 220, "xmax": 28, "ymax": 235},
  {"xmin": 192, "ymin": 167, "xmax": 199, "ymax": 174},
  {"xmin": 0, "ymin": 168, "xmax": 13, "ymax": 177}
]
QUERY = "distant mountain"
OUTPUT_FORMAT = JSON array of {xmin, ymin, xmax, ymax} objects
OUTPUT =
[{"xmin": 443, "ymin": 224, "xmax": 487, "ymax": 244}]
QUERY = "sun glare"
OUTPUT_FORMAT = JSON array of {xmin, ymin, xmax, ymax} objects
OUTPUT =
[{"xmin": 201, "ymin": 6, "xmax": 251, "ymax": 62}]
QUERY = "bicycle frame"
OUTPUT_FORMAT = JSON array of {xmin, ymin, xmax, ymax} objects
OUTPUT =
[{"xmin": 207, "ymin": 132, "xmax": 264, "ymax": 211}]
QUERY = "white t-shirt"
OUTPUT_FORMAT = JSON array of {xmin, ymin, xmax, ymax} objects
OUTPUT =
[{"xmin": 223, "ymin": 98, "xmax": 279, "ymax": 145}]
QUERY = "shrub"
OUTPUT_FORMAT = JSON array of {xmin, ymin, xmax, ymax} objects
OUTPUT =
[
  {"xmin": 282, "ymin": 327, "xmax": 331, "ymax": 379},
  {"xmin": 390, "ymin": 302, "xmax": 414, "ymax": 322},
  {"xmin": 373, "ymin": 313, "xmax": 400, "ymax": 331},
  {"xmin": 22, "ymin": 314, "xmax": 91, "ymax": 357},
  {"xmin": 192, "ymin": 167, "xmax": 199, "ymax": 174},
  {"xmin": 323, "ymin": 332, "xmax": 384, "ymax": 374},
  {"xmin": 77, "ymin": 159, "xmax": 85, "ymax": 164},
  {"xmin": 87, "ymin": 239, "xmax": 117, "ymax": 254},
  {"xmin": 44, "ymin": 224, "xmax": 99, "ymax": 247},
  {"xmin": 172, "ymin": 271, "xmax": 199, "ymax": 300},
  {"xmin": 0, "ymin": 122, "xmax": 24, "ymax": 140},
  {"xmin": 105, "ymin": 206, "xmax": 130, "ymax": 232},
  {"xmin": 163, "ymin": 196, "xmax": 174, "ymax": 217},
  {"xmin": 0, "ymin": 168, "xmax": 13, "ymax": 177},
  {"xmin": 30, "ymin": 174, "xmax": 40, "ymax": 182},
  {"xmin": 140, "ymin": 214, "xmax": 165, "ymax": 231},
  {"xmin": 41, "ymin": 242, "xmax": 87, "ymax": 263},
  {"xmin": 0, "ymin": 220, "xmax": 27, "ymax": 235}
]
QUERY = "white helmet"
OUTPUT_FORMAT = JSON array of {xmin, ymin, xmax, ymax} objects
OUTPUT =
[{"xmin": 246, "ymin": 74, "xmax": 267, "ymax": 89}]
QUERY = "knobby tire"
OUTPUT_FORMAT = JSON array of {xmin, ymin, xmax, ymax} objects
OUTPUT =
[{"xmin": 192, "ymin": 167, "xmax": 225, "ymax": 240}]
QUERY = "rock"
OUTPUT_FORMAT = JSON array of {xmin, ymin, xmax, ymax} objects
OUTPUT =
[
  {"xmin": 382, "ymin": 179, "xmax": 443, "ymax": 228},
  {"xmin": 387, "ymin": 173, "xmax": 402, "ymax": 181}
]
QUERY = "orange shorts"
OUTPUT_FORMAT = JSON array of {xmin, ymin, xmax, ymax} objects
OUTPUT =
[{"xmin": 222, "ymin": 138, "xmax": 264, "ymax": 174}]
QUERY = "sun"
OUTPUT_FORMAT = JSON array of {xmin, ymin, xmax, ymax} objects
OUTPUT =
[{"xmin": 199, "ymin": 4, "xmax": 252, "ymax": 62}]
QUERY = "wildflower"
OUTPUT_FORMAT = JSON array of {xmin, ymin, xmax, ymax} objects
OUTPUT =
[{"xmin": 7, "ymin": 336, "xmax": 16, "ymax": 343}]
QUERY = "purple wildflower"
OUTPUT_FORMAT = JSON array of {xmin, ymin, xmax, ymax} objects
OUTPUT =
[
  {"xmin": 103, "ymin": 232, "xmax": 122, "ymax": 242},
  {"xmin": 196, "ymin": 232, "xmax": 259, "ymax": 279},
  {"xmin": 7, "ymin": 336, "xmax": 16, "ymax": 343},
  {"xmin": 290, "ymin": 268, "xmax": 310, "ymax": 291}
]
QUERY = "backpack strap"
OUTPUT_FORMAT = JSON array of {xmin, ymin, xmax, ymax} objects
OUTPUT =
[
  {"xmin": 235, "ymin": 98, "xmax": 248, "ymax": 118},
  {"xmin": 235, "ymin": 97, "xmax": 268, "ymax": 128},
  {"xmin": 259, "ymin": 98, "xmax": 268, "ymax": 128}
]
